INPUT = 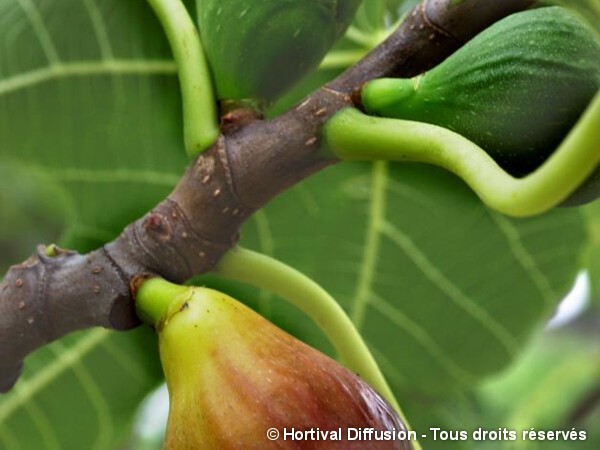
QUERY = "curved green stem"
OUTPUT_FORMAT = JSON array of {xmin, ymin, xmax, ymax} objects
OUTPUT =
[
  {"xmin": 147, "ymin": 0, "xmax": 219, "ymax": 157},
  {"xmin": 324, "ymin": 89, "xmax": 600, "ymax": 218},
  {"xmin": 135, "ymin": 277, "xmax": 189, "ymax": 327},
  {"xmin": 215, "ymin": 246, "xmax": 420, "ymax": 447}
]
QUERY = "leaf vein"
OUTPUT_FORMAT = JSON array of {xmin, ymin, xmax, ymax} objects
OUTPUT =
[
  {"xmin": 379, "ymin": 220, "xmax": 520, "ymax": 358},
  {"xmin": 351, "ymin": 161, "xmax": 387, "ymax": 328},
  {"xmin": 82, "ymin": 0, "xmax": 115, "ymax": 60},
  {"xmin": 0, "ymin": 423, "xmax": 22, "ymax": 450},
  {"xmin": 16, "ymin": 0, "xmax": 60, "ymax": 65},
  {"xmin": 100, "ymin": 339, "xmax": 152, "ymax": 384},
  {"xmin": 10, "ymin": 389, "xmax": 61, "ymax": 450},
  {"xmin": 0, "ymin": 59, "xmax": 176, "ymax": 96},
  {"xmin": 370, "ymin": 293, "xmax": 476, "ymax": 386},
  {"xmin": 37, "ymin": 166, "xmax": 181, "ymax": 186},
  {"xmin": 0, "ymin": 329, "xmax": 109, "ymax": 423},
  {"xmin": 366, "ymin": 339, "xmax": 409, "ymax": 385},
  {"xmin": 488, "ymin": 212, "xmax": 556, "ymax": 306},
  {"xmin": 386, "ymin": 178, "xmax": 440, "ymax": 213},
  {"xmin": 49, "ymin": 342, "xmax": 114, "ymax": 450}
]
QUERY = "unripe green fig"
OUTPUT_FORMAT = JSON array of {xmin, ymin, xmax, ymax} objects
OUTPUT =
[
  {"xmin": 362, "ymin": 7, "xmax": 600, "ymax": 180},
  {"xmin": 197, "ymin": 0, "xmax": 361, "ymax": 102},
  {"xmin": 138, "ymin": 282, "xmax": 412, "ymax": 449}
]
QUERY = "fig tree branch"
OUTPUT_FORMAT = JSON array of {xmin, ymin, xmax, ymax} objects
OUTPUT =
[{"xmin": 0, "ymin": 0, "xmax": 535, "ymax": 392}]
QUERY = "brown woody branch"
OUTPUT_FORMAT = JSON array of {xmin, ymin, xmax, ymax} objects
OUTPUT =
[{"xmin": 0, "ymin": 0, "xmax": 535, "ymax": 392}]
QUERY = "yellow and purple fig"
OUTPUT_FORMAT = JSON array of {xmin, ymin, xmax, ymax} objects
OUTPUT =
[
  {"xmin": 197, "ymin": 0, "xmax": 361, "ymax": 102},
  {"xmin": 136, "ymin": 280, "xmax": 411, "ymax": 449}
]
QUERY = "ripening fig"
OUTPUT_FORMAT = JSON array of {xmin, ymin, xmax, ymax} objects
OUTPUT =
[
  {"xmin": 136, "ymin": 280, "xmax": 412, "ymax": 449},
  {"xmin": 197, "ymin": 0, "xmax": 361, "ymax": 102},
  {"xmin": 362, "ymin": 7, "xmax": 600, "ymax": 183}
]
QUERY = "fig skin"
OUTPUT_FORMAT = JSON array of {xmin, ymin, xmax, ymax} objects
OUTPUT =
[
  {"xmin": 362, "ymin": 7, "xmax": 600, "ymax": 178},
  {"xmin": 361, "ymin": 7, "xmax": 600, "ymax": 205},
  {"xmin": 157, "ymin": 287, "xmax": 412, "ymax": 450},
  {"xmin": 197, "ymin": 0, "xmax": 361, "ymax": 102}
]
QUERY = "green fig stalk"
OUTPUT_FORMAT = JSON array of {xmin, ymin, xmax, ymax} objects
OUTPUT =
[
  {"xmin": 148, "ymin": 0, "xmax": 219, "ymax": 157},
  {"xmin": 324, "ymin": 88, "xmax": 600, "ymax": 218},
  {"xmin": 136, "ymin": 279, "xmax": 414, "ymax": 449}
]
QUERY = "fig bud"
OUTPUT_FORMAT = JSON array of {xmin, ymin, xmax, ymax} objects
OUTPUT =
[
  {"xmin": 197, "ymin": 0, "xmax": 361, "ymax": 102},
  {"xmin": 144, "ymin": 283, "xmax": 412, "ymax": 449}
]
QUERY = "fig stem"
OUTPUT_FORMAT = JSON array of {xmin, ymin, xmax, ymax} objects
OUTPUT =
[
  {"xmin": 215, "ymin": 246, "xmax": 421, "ymax": 449},
  {"xmin": 135, "ymin": 277, "xmax": 189, "ymax": 327},
  {"xmin": 324, "ymin": 89, "xmax": 600, "ymax": 218},
  {"xmin": 147, "ymin": 0, "xmax": 219, "ymax": 157}
]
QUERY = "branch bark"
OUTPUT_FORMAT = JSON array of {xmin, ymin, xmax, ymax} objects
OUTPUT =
[{"xmin": 0, "ymin": 0, "xmax": 535, "ymax": 392}]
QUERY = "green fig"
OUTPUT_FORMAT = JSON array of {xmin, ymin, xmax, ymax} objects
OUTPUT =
[
  {"xmin": 137, "ymin": 281, "xmax": 412, "ymax": 449},
  {"xmin": 362, "ymin": 7, "xmax": 600, "ymax": 179},
  {"xmin": 197, "ymin": 0, "xmax": 361, "ymax": 102}
]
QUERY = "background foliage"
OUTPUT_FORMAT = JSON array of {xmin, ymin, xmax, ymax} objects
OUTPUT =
[{"xmin": 0, "ymin": 0, "xmax": 598, "ymax": 449}]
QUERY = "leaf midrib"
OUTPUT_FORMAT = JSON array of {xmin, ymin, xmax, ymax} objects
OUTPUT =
[
  {"xmin": 350, "ymin": 161, "xmax": 387, "ymax": 328},
  {"xmin": 0, "ymin": 60, "xmax": 176, "ymax": 96}
]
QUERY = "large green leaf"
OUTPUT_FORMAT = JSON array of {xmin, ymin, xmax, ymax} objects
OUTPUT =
[
  {"xmin": 0, "ymin": 0, "xmax": 181, "ymax": 448},
  {"xmin": 388, "ymin": 326, "xmax": 600, "ymax": 450},
  {"xmin": 234, "ymin": 162, "xmax": 586, "ymax": 396},
  {"xmin": 197, "ymin": 161, "xmax": 587, "ymax": 450},
  {"xmin": 0, "ymin": 0, "xmax": 590, "ymax": 448},
  {"xmin": 476, "ymin": 328, "xmax": 600, "ymax": 449},
  {"xmin": 0, "ymin": 328, "xmax": 162, "ymax": 450},
  {"xmin": 0, "ymin": 0, "xmax": 188, "ymax": 251}
]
